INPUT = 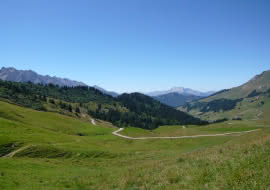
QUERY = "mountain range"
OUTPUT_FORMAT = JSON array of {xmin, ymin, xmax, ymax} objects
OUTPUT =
[
  {"xmin": 153, "ymin": 93, "xmax": 202, "ymax": 108},
  {"xmin": 146, "ymin": 87, "xmax": 215, "ymax": 107},
  {"xmin": 147, "ymin": 87, "xmax": 215, "ymax": 97},
  {"xmin": 0, "ymin": 67, "xmax": 216, "ymax": 103},
  {"xmin": 0, "ymin": 67, "xmax": 87, "ymax": 87},
  {"xmin": 0, "ymin": 67, "xmax": 120, "ymax": 97}
]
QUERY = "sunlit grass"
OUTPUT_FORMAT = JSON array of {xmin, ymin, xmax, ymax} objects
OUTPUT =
[{"xmin": 1, "ymin": 100, "xmax": 270, "ymax": 189}]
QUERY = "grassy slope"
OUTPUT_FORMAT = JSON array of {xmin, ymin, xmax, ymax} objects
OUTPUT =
[
  {"xmin": 202, "ymin": 70, "xmax": 270, "ymax": 101},
  {"xmin": 180, "ymin": 70, "xmax": 270, "ymax": 121},
  {"xmin": 0, "ymin": 80, "xmax": 203, "ymax": 129},
  {"xmin": 120, "ymin": 121, "xmax": 261, "ymax": 138},
  {"xmin": 0, "ymin": 100, "xmax": 270, "ymax": 189},
  {"xmin": 187, "ymin": 95, "xmax": 270, "ymax": 121}
]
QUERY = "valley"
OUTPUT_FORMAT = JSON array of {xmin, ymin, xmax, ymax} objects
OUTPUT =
[
  {"xmin": 1, "ymin": 94, "xmax": 270, "ymax": 189},
  {"xmin": 0, "ymin": 68, "xmax": 270, "ymax": 190},
  {"xmin": 1, "ymin": 0, "xmax": 270, "ymax": 189}
]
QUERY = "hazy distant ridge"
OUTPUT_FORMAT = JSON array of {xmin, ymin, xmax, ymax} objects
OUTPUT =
[
  {"xmin": 0, "ymin": 67, "xmax": 87, "ymax": 87},
  {"xmin": 147, "ymin": 87, "xmax": 215, "ymax": 97},
  {"xmin": 93, "ymin": 85, "xmax": 119, "ymax": 97},
  {"xmin": 0, "ymin": 67, "xmax": 121, "ymax": 97},
  {"xmin": 153, "ymin": 92, "xmax": 202, "ymax": 108}
]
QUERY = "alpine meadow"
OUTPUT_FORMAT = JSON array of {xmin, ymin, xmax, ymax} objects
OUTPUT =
[{"xmin": 1, "ymin": 0, "xmax": 270, "ymax": 190}]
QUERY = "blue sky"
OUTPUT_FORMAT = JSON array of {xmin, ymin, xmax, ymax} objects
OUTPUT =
[{"xmin": 0, "ymin": 0, "xmax": 269, "ymax": 93}]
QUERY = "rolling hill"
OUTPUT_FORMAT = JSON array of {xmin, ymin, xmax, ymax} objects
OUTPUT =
[
  {"xmin": 180, "ymin": 70, "xmax": 270, "ymax": 121},
  {"xmin": 1, "ymin": 95, "xmax": 269, "ymax": 189},
  {"xmin": 0, "ymin": 69, "xmax": 270, "ymax": 190},
  {"xmin": 0, "ymin": 79, "xmax": 205, "ymax": 129}
]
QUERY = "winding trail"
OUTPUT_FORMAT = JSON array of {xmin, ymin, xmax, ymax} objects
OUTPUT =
[
  {"xmin": 2, "ymin": 127, "xmax": 261, "ymax": 158},
  {"xmin": 112, "ymin": 128, "xmax": 261, "ymax": 140},
  {"xmin": 2, "ymin": 140, "xmax": 82, "ymax": 158},
  {"xmin": 237, "ymin": 109, "xmax": 263, "ymax": 121},
  {"xmin": 252, "ymin": 111, "xmax": 263, "ymax": 121},
  {"xmin": 3, "ymin": 145, "xmax": 32, "ymax": 158}
]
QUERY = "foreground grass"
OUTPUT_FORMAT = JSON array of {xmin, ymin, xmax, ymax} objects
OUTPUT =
[{"xmin": 0, "ymin": 100, "xmax": 270, "ymax": 189}]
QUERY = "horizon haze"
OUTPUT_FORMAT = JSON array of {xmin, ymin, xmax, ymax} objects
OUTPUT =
[{"xmin": 1, "ymin": 66, "xmax": 268, "ymax": 95}]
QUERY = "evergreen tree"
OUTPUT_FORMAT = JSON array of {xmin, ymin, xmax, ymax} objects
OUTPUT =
[
  {"xmin": 68, "ymin": 104, "xmax": 73, "ymax": 112},
  {"xmin": 49, "ymin": 99, "xmax": 55, "ymax": 104},
  {"xmin": 75, "ymin": 107, "xmax": 80, "ymax": 114}
]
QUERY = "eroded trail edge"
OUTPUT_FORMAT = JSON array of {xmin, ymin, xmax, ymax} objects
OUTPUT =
[
  {"xmin": 3, "ymin": 145, "xmax": 32, "ymax": 158},
  {"xmin": 112, "ymin": 128, "xmax": 261, "ymax": 140}
]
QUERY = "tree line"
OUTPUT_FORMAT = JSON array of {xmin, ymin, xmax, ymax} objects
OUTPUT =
[{"xmin": 0, "ymin": 80, "xmax": 207, "ymax": 129}]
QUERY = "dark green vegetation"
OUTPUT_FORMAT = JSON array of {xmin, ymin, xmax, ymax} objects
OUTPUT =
[
  {"xmin": 180, "ymin": 70, "xmax": 270, "ymax": 121},
  {"xmin": 0, "ymin": 100, "xmax": 269, "ymax": 190},
  {"xmin": 0, "ymin": 80, "xmax": 204, "ymax": 129},
  {"xmin": 184, "ymin": 98, "xmax": 243, "ymax": 113},
  {"xmin": 246, "ymin": 89, "xmax": 270, "ymax": 98},
  {"xmin": 153, "ymin": 92, "xmax": 201, "ymax": 107},
  {"xmin": 90, "ymin": 93, "xmax": 206, "ymax": 129},
  {"xmin": 0, "ymin": 80, "xmax": 113, "ymax": 106},
  {"xmin": 118, "ymin": 93, "xmax": 206, "ymax": 128}
]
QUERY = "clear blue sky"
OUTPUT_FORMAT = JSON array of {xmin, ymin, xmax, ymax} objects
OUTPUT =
[{"xmin": 0, "ymin": 0, "xmax": 269, "ymax": 93}]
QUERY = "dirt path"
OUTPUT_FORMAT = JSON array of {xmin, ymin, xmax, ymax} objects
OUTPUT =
[
  {"xmin": 3, "ymin": 145, "xmax": 32, "ymax": 158},
  {"xmin": 91, "ymin": 119, "xmax": 96, "ymax": 125},
  {"xmin": 112, "ymin": 128, "xmax": 261, "ymax": 140},
  {"xmin": 2, "ymin": 140, "xmax": 82, "ymax": 158},
  {"xmin": 235, "ymin": 109, "xmax": 263, "ymax": 121},
  {"xmin": 251, "ymin": 111, "xmax": 263, "ymax": 121}
]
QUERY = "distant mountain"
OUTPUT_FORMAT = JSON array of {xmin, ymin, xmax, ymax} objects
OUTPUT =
[
  {"xmin": 0, "ymin": 67, "xmax": 119, "ymax": 97},
  {"xmin": 0, "ymin": 67, "xmax": 86, "ymax": 87},
  {"xmin": 180, "ymin": 70, "xmax": 270, "ymax": 121},
  {"xmin": 93, "ymin": 85, "xmax": 119, "ymax": 97},
  {"xmin": 153, "ymin": 92, "xmax": 202, "ymax": 108},
  {"xmin": 147, "ymin": 87, "xmax": 215, "ymax": 97}
]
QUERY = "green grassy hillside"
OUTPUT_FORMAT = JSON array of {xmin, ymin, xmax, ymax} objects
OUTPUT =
[
  {"xmin": 0, "ymin": 80, "xmax": 204, "ymax": 129},
  {"xmin": 202, "ymin": 70, "xmax": 270, "ymax": 101},
  {"xmin": 180, "ymin": 70, "xmax": 270, "ymax": 121},
  {"xmin": 1, "ymin": 100, "xmax": 270, "ymax": 189}
]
